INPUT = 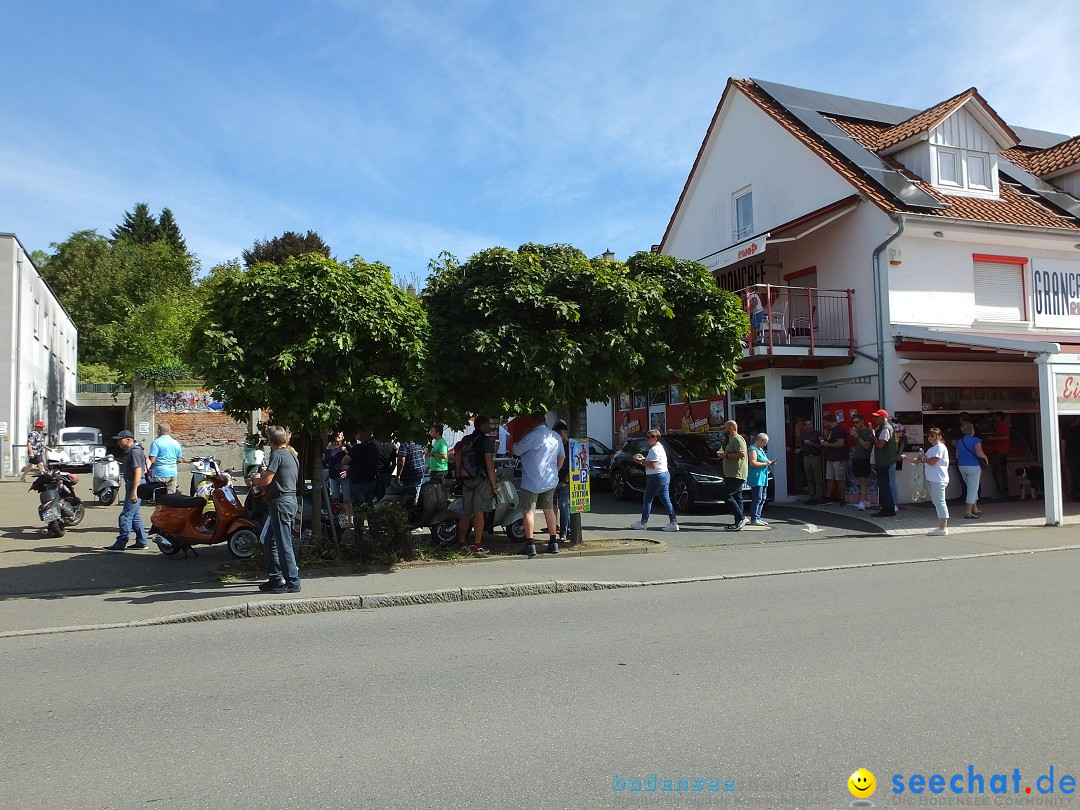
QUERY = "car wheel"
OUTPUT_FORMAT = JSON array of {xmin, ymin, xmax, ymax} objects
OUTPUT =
[
  {"xmin": 671, "ymin": 475, "xmax": 694, "ymax": 512},
  {"xmin": 611, "ymin": 469, "xmax": 631, "ymax": 501}
]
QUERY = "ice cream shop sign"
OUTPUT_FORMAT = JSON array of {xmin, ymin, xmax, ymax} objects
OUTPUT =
[{"xmin": 1056, "ymin": 373, "xmax": 1080, "ymax": 414}]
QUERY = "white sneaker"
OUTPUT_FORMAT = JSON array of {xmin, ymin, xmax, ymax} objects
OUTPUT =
[
  {"xmin": 662, "ymin": 522, "xmax": 680, "ymax": 532},
  {"xmin": 630, "ymin": 521, "xmax": 648, "ymax": 530},
  {"xmin": 854, "ymin": 501, "xmax": 866, "ymax": 511},
  {"xmin": 749, "ymin": 519, "xmax": 768, "ymax": 526},
  {"xmin": 928, "ymin": 527, "xmax": 949, "ymax": 536}
]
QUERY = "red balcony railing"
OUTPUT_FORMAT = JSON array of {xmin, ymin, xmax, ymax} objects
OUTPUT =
[{"xmin": 743, "ymin": 284, "xmax": 853, "ymax": 355}]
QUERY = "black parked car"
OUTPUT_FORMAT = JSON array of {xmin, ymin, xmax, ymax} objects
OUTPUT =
[
  {"xmin": 609, "ymin": 433, "xmax": 769, "ymax": 511},
  {"xmin": 585, "ymin": 437, "xmax": 612, "ymax": 484}
]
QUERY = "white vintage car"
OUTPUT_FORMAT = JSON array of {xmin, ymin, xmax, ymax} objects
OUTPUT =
[{"xmin": 47, "ymin": 426, "xmax": 107, "ymax": 472}]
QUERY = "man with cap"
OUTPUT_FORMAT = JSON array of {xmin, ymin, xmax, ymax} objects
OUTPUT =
[
  {"xmin": 870, "ymin": 410, "xmax": 898, "ymax": 518},
  {"xmin": 20, "ymin": 420, "xmax": 51, "ymax": 482},
  {"xmin": 105, "ymin": 430, "xmax": 150, "ymax": 550}
]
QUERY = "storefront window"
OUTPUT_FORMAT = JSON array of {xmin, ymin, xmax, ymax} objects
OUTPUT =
[
  {"xmin": 921, "ymin": 386, "xmax": 1038, "ymax": 412},
  {"xmin": 731, "ymin": 376, "xmax": 766, "ymax": 402}
]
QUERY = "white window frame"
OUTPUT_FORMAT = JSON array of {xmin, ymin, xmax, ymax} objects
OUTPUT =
[
  {"xmin": 733, "ymin": 187, "xmax": 753, "ymax": 242},
  {"xmin": 930, "ymin": 145, "xmax": 999, "ymax": 198}
]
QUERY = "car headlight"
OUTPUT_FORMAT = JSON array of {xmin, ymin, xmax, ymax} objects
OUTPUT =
[{"xmin": 689, "ymin": 472, "xmax": 723, "ymax": 484}]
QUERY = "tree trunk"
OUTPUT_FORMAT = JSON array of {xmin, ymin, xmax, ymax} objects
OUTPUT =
[
  {"xmin": 305, "ymin": 428, "xmax": 324, "ymax": 544},
  {"xmin": 568, "ymin": 397, "xmax": 588, "ymax": 546}
]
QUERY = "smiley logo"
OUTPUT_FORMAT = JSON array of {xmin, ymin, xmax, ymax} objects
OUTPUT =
[{"xmin": 848, "ymin": 768, "xmax": 876, "ymax": 798}]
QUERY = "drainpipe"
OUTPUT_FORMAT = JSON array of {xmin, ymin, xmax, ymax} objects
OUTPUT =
[
  {"xmin": 871, "ymin": 213, "xmax": 904, "ymax": 410},
  {"xmin": 12, "ymin": 254, "xmax": 23, "ymax": 479}
]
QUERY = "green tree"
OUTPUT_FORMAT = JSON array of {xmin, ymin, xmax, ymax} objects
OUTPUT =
[
  {"xmin": 424, "ymin": 244, "xmax": 747, "ymax": 543},
  {"xmin": 111, "ymin": 202, "xmax": 161, "ymax": 245},
  {"xmin": 189, "ymin": 253, "xmax": 429, "ymax": 539},
  {"xmin": 39, "ymin": 229, "xmax": 199, "ymax": 381},
  {"xmin": 241, "ymin": 230, "xmax": 332, "ymax": 268},
  {"xmin": 157, "ymin": 207, "xmax": 187, "ymax": 254}
]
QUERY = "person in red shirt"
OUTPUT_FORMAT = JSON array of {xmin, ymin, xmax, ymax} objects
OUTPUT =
[{"xmin": 988, "ymin": 411, "xmax": 1012, "ymax": 499}]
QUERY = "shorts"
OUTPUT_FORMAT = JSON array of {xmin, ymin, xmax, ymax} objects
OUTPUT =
[
  {"xmin": 825, "ymin": 460, "xmax": 848, "ymax": 481},
  {"xmin": 520, "ymin": 488, "xmax": 554, "ymax": 513},
  {"xmin": 462, "ymin": 478, "xmax": 495, "ymax": 514},
  {"xmin": 851, "ymin": 458, "xmax": 871, "ymax": 478},
  {"xmin": 29, "ymin": 454, "xmax": 43, "ymax": 465}
]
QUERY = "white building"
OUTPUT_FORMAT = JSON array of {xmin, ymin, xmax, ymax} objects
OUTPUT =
[
  {"xmin": 645, "ymin": 79, "xmax": 1080, "ymax": 523},
  {"xmin": 0, "ymin": 233, "xmax": 79, "ymax": 476}
]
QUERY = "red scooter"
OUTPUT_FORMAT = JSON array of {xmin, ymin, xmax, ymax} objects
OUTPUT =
[{"xmin": 147, "ymin": 474, "xmax": 260, "ymax": 558}]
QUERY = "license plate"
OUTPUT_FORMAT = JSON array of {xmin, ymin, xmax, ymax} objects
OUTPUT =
[{"xmin": 40, "ymin": 505, "xmax": 60, "ymax": 522}]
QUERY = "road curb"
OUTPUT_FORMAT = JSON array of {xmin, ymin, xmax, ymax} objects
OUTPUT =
[{"xmin": 3, "ymin": 543, "xmax": 1078, "ymax": 638}]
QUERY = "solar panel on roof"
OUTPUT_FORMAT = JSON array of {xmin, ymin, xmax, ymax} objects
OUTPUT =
[
  {"xmin": 1011, "ymin": 126, "xmax": 1070, "ymax": 150},
  {"xmin": 755, "ymin": 80, "xmax": 946, "ymax": 211},
  {"xmin": 999, "ymin": 159, "xmax": 1080, "ymax": 219}
]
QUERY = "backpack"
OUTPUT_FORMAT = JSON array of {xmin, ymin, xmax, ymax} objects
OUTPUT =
[{"xmin": 456, "ymin": 433, "xmax": 484, "ymax": 479}]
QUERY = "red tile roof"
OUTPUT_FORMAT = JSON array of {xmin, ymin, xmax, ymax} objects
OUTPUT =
[
  {"xmin": 1028, "ymin": 135, "xmax": 1080, "ymax": 176},
  {"xmin": 735, "ymin": 80, "xmax": 1079, "ymax": 231},
  {"xmin": 875, "ymin": 88, "xmax": 976, "ymax": 150}
]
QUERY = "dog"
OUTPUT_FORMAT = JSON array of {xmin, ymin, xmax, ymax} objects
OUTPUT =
[{"xmin": 1014, "ymin": 465, "xmax": 1044, "ymax": 500}]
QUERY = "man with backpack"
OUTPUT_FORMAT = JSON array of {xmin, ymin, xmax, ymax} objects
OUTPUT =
[{"xmin": 455, "ymin": 416, "xmax": 497, "ymax": 556}]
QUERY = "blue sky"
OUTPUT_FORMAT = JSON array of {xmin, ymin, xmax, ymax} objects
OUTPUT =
[{"xmin": 3, "ymin": 0, "xmax": 1078, "ymax": 284}]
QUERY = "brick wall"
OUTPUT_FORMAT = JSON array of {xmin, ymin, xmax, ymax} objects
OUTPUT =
[{"xmin": 159, "ymin": 411, "xmax": 249, "ymax": 471}]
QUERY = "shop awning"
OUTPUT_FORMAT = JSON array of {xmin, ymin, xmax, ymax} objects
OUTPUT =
[
  {"xmin": 697, "ymin": 195, "xmax": 861, "ymax": 271},
  {"xmin": 893, "ymin": 325, "xmax": 1080, "ymax": 357}
]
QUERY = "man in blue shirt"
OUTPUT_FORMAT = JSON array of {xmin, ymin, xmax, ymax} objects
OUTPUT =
[{"xmin": 147, "ymin": 422, "xmax": 184, "ymax": 494}]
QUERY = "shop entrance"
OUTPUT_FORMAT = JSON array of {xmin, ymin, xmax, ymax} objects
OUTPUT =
[{"xmin": 784, "ymin": 395, "xmax": 818, "ymax": 496}]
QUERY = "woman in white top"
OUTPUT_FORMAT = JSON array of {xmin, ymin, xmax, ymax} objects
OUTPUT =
[
  {"xmin": 630, "ymin": 429, "xmax": 679, "ymax": 532},
  {"xmin": 918, "ymin": 427, "xmax": 950, "ymax": 536}
]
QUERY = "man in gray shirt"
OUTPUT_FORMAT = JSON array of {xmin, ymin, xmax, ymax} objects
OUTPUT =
[{"xmin": 253, "ymin": 426, "xmax": 301, "ymax": 593}]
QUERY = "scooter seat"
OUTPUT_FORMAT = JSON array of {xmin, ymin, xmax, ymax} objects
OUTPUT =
[{"xmin": 156, "ymin": 493, "xmax": 206, "ymax": 509}]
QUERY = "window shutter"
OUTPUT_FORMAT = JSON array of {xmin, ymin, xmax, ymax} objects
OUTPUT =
[{"xmin": 974, "ymin": 261, "xmax": 1024, "ymax": 321}]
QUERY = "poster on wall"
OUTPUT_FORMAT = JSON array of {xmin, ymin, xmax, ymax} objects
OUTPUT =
[
  {"xmin": 632, "ymin": 391, "xmax": 647, "ymax": 410},
  {"xmin": 668, "ymin": 384, "xmax": 681, "ymax": 405},
  {"xmin": 709, "ymin": 400, "xmax": 726, "ymax": 426},
  {"xmin": 618, "ymin": 392, "xmax": 630, "ymax": 412},
  {"xmin": 154, "ymin": 389, "xmax": 225, "ymax": 413},
  {"xmin": 569, "ymin": 438, "xmax": 591, "ymax": 513},
  {"xmin": 650, "ymin": 412, "xmax": 667, "ymax": 432}
]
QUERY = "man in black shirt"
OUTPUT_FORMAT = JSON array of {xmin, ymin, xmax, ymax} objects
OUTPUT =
[{"xmin": 105, "ymin": 430, "xmax": 150, "ymax": 550}]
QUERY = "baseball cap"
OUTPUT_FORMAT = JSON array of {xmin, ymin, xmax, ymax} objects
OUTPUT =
[
  {"xmin": 34, "ymin": 420, "xmax": 45, "ymax": 429},
  {"xmin": 871, "ymin": 409, "xmax": 889, "ymax": 419},
  {"xmin": 113, "ymin": 429, "xmax": 135, "ymax": 440}
]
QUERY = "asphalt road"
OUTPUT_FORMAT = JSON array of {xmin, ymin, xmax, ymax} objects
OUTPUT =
[{"xmin": 3, "ymin": 549, "xmax": 1076, "ymax": 809}]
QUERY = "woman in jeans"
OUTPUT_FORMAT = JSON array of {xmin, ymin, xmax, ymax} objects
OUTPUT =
[
  {"xmin": 630, "ymin": 430, "xmax": 679, "ymax": 532},
  {"xmin": 954, "ymin": 421, "xmax": 988, "ymax": 519},
  {"xmin": 918, "ymin": 427, "xmax": 950, "ymax": 536},
  {"xmin": 746, "ymin": 433, "xmax": 776, "ymax": 526},
  {"xmin": 553, "ymin": 420, "xmax": 571, "ymax": 542}
]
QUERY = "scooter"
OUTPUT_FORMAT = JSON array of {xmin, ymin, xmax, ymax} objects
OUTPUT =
[
  {"xmin": 29, "ymin": 468, "xmax": 85, "ymax": 536},
  {"xmin": 188, "ymin": 456, "xmax": 221, "ymax": 496},
  {"xmin": 92, "ymin": 454, "xmax": 121, "ymax": 506},
  {"xmin": 149, "ymin": 472, "xmax": 260, "ymax": 559},
  {"xmin": 445, "ymin": 466, "xmax": 526, "ymax": 544},
  {"xmin": 377, "ymin": 474, "xmax": 460, "ymax": 546}
]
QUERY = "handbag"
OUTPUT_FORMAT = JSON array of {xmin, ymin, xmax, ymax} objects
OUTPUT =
[{"xmin": 963, "ymin": 437, "xmax": 988, "ymax": 470}]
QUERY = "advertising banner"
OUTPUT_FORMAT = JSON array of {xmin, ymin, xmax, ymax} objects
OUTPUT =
[{"xmin": 569, "ymin": 438, "xmax": 591, "ymax": 513}]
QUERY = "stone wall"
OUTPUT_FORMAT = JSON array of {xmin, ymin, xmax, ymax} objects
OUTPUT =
[{"xmin": 132, "ymin": 380, "xmax": 258, "ymax": 473}]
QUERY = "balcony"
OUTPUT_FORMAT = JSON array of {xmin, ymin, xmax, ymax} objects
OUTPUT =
[{"xmin": 742, "ymin": 284, "xmax": 854, "ymax": 367}]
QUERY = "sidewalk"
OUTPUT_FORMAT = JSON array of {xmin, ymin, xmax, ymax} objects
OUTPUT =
[{"xmin": 1, "ymin": 479, "xmax": 1077, "ymax": 636}]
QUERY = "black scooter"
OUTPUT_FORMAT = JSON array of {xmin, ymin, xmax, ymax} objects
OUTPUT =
[{"xmin": 29, "ymin": 469, "xmax": 85, "ymax": 537}]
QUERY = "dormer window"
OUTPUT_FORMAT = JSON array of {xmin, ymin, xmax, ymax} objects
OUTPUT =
[{"xmin": 931, "ymin": 145, "xmax": 998, "ymax": 197}]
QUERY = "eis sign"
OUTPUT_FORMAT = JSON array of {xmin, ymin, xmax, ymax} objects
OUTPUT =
[
  {"xmin": 1032, "ymin": 257, "xmax": 1080, "ymax": 329},
  {"xmin": 1056, "ymin": 373, "xmax": 1080, "ymax": 415}
]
